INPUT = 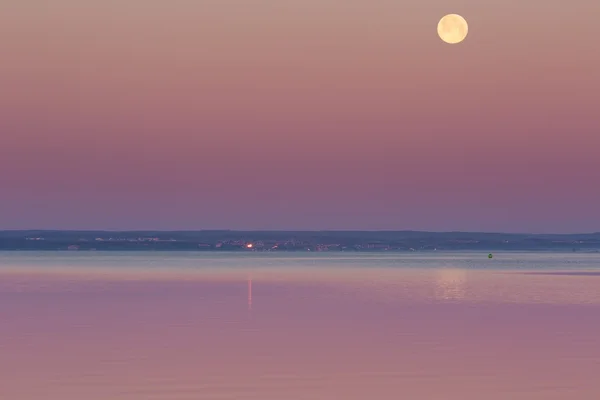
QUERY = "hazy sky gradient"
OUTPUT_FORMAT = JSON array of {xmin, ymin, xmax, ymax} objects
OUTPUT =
[{"xmin": 1, "ymin": 0, "xmax": 599, "ymax": 232}]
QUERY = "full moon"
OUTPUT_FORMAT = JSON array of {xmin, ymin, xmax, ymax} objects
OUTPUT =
[{"xmin": 437, "ymin": 14, "xmax": 468, "ymax": 44}]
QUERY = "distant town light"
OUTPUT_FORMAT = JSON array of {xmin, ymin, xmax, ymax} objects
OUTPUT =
[{"xmin": 246, "ymin": 243, "xmax": 253, "ymax": 248}]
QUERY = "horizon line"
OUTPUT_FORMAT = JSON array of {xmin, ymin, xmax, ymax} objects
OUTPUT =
[{"xmin": 1, "ymin": 229, "xmax": 599, "ymax": 235}]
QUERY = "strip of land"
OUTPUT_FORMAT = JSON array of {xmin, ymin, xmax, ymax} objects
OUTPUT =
[{"xmin": 0, "ymin": 230, "xmax": 599, "ymax": 251}]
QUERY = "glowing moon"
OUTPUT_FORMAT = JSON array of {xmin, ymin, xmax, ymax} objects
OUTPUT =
[{"xmin": 437, "ymin": 14, "xmax": 468, "ymax": 44}]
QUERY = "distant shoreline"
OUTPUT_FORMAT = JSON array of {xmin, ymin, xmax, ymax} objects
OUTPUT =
[
  {"xmin": 0, "ymin": 249, "xmax": 598, "ymax": 253},
  {"xmin": 0, "ymin": 230, "xmax": 598, "ymax": 252}
]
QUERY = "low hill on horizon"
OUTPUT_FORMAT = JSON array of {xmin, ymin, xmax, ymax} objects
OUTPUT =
[{"xmin": 0, "ymin": 230, "xmax": 599, "ymax": 251}]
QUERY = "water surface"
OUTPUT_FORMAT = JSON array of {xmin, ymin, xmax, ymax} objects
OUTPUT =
[{"xmin": 1, "ymin": 252, "xmax": 599, "ymax": 399}]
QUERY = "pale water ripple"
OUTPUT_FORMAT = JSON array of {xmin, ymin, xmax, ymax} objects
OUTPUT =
[{"xmin": 0, "ymin": 252, "xmax": 599, "ymax": 399}]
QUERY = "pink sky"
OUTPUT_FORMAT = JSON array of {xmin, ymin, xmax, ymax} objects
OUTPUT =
[{"xmin": 0, "ymin": 0, "xmax": 599, "ymax": 232}]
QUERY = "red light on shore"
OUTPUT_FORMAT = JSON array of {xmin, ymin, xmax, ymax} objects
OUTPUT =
[{"xmin": 246, "ymin": 243, "xmax": 253, "ymax": 248}]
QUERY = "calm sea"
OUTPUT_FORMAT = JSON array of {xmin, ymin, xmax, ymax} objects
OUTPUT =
[{"xmin": 1, "ymin": 251, "xmax": 599, "ymax": 399}]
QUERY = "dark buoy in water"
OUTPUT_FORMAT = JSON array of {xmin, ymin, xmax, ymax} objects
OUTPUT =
[{"xmin": 488, "ymin": 253, "xmax": 493, "ymax": 259}]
